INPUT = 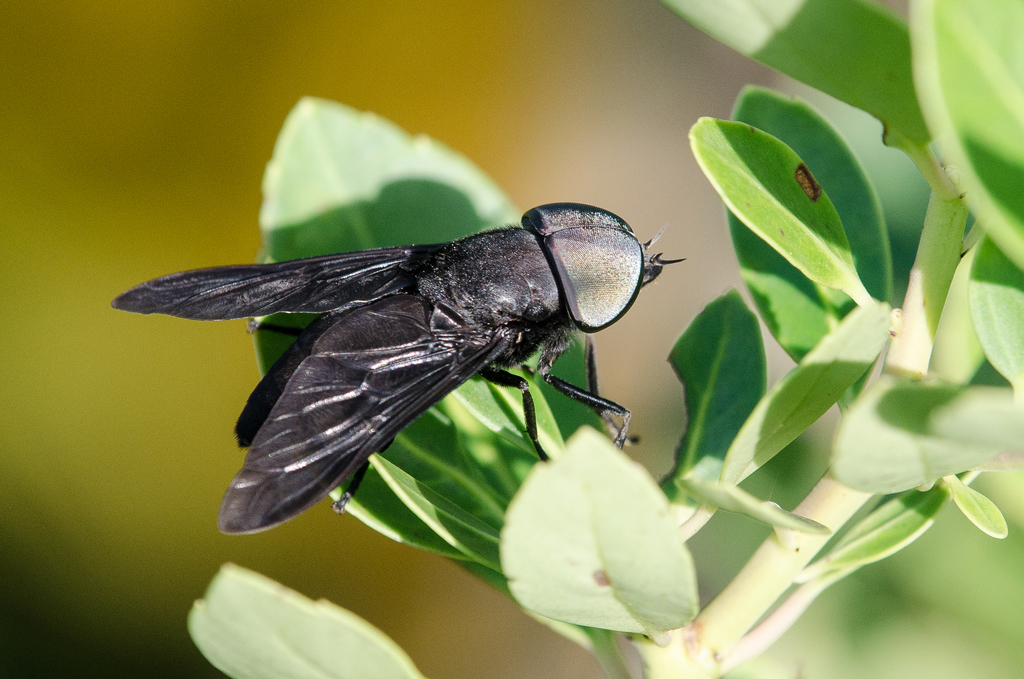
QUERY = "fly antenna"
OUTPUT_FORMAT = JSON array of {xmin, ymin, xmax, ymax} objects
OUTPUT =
[{"xmin": 642, "ymin": 224, "xmax": 670, "ymax": 249}]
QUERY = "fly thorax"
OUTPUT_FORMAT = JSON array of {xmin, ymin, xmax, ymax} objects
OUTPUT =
[{"xmin": 416, "ymin": 229, "xmax": 561, "ymax": 326}]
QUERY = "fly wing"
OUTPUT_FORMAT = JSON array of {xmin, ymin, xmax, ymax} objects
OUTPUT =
[
  {"xmin": 217, "ymin": 294, "xmax": 511, "ymax": 533},
  {"xmin": 111, "ymin": 244, "xmax": 442, "ymax": 320},
  {"xmin": 233, "ymin": 310, "xmax": 345, "ymax": 447}
]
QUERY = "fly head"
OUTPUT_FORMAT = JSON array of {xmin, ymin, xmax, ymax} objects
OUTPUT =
[{"xmin": 522, "ymin": 203, "xmax": 680, "ymax": 332}]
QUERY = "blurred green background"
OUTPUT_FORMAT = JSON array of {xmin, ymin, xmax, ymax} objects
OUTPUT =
[{"xmin": 2, "ymin": 1, "xmax": 1023, "ymax": 678}]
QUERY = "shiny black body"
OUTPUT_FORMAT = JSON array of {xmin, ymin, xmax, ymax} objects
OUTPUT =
[
  {"xmin": 113, "ymin": 203, "xmax": 673, "ymax": 534},
  {"xmin": 417, "ymin": 228, "xmax": 575, "ymax": 366}
]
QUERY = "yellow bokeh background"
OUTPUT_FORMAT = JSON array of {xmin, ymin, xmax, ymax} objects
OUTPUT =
[
  {"xmin": 1, "ymin": 2, "xmax": 763, "ymax": 677},
  {"xmin": 5, "ymin": 2, "xmax": 1024, "ymax": 678}
]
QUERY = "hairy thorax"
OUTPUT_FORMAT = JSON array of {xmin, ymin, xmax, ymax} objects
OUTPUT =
[
  {"xmin": 415, "ymin": 228, "xmax": 575, "ymax": 366},
  {"xmin": 416, "ymin": 228, "xmax": 564, "ymax": 325}
]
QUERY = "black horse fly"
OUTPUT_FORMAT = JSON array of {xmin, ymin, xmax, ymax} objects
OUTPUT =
[{"xmin": 113, "ymin": 203, "xmax": 679, "ymax": 533}]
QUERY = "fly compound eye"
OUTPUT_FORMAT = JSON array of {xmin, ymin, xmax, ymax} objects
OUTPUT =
[
  {"xmin": 522, "ymin": 203, "xmax": 644, "ymax": 332},
  {"xmin": 544, "ymin": 227, "xmax": 644, "ymax": 332}
]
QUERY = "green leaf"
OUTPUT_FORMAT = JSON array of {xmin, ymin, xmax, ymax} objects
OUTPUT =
[
  {"xmin": 244, "ymin": 99, "xmax": 547, "ymax": 558},
  {"xmin": 336, "ymin": 466, "xmax": 468, "ymax": 561},
  {"xmin": 733, "ymin": 86, "xmax": 891, "ymax": 307},
  {"xmin": 690, "ymin": 117, "xmax": 872, "ymax": 307},
  {"xmin": 721, "ymin": 300, "xmax": 891, "ymax": 483},
  {"xmin": 972, "ymin": 452, "xmax": 1024, "ymax": 472},
  {"xmin": 946, "ymin": 475, "xmax": 1008, "ymax": 539},
  {"xmin": 501, "ymin": 427, "xmax": 698, "ymax": 635},
  {"xmin": 970, "ymin": 236, "xmax": 1024, "ymax": 394},
  {"xmin": 911, "ymin": 0, "xmax": 1024, "ymax": 268},
  {"xmin": 371, "ymin": 456, "xmax": 502, "ymax": 570},
  {"xmin": 930, "ymin": 241, "xmax": 985, "ymax": 384},
  {"xmin": 341, "ymin": 396, "xmax": 554, "ymax": 567},
  {"xmin": 382, "ymin": 408, "xmax": 509, "ymax": 530},
  {"xmin": 832, "ymin": 376, "xmax": 1024, "ymax": 492},
  {"xmin": 927, "ymin": 386, "xmax": 1024, "ymax": 451},
  {"xmin": 727, "ymin": 87, "xmax": 891, "ymax": 370},
  {"xmin": 797, "ymin": 486, "xmax": 948, "ymax": 583},
  {"xmin": 729, "ymin": 216, "xmax": 835, "ymax": 361},
  {"xmin": 252, "ymin": 98, "xmax": 519, "ymax": 370},
  {"xmin": 189, "ymin": 564, "xmax": 427, "ymax": 679},
  {"xmin": 261, "ymin": 97, "xmax": 518, "ymax": 253},
  {"xmin": 330, "ymin": 400, "xmax": 541, "ymax": 561},
  {"xmin": 676, "ymin": 477, "xmax": 829, "ymax": 534},
  {"xmin": 663, "ymin": 290, "xmax": 766, "ymax": 492},
  {"xmin": 440, "ymin": 397, "xmax": 542, "ymax": 503},
  {"xmin": 251, "ymin": 313, "xmax": 318, "ymax": 376},
  {"xmin": 662, "ymin": 0, "xmax": 929, "ymax": 143},
  {"xmin": 536, "ymin": 341, "xmax": 605, "ymax": 441}
]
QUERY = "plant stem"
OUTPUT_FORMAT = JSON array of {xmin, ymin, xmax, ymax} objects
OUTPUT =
[
  {"xmin": 637, "ymin": 475, "xmax": 871, "ymax": 678},
  {"xmin": 726, "ymin": 472, "xmax": 990, "ymax": 670},
  {"xmin": 719, "ymin": 576, "xmax": 832, "ymax": 674},
  {"xmin": 587, "ymin": 628, "xmax": 637, "ymax": 679},
  {"xmin": 886, "ymin": 189, "xmax": 969, "ymax": 375},
  {"xmin": 693, "ymin": 477, "xmax": 869, "ymax": 658},
  {"xmin": 677, "ymin": 505, "xmax": 715, "ymax": 542},
  {"xmin": 885, "ymin": 131, "xmax": 961, "ymax": 201}
]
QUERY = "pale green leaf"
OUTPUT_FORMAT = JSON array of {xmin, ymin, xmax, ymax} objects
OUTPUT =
[
  {"xmin": 946, "ymin": 475, "xmax": 1008, "ymax": 538},
  {"xmin": 931, "ymin": 241, "xmax": 985, "ymax": 384},
  {"xmin": 730, "ymin": 88, "xmax": 891, "ymax": 359},
  {"xmin": 189, "ymin": 565, "xmax": 427, "ymax": 679},
  {"xmin": 502, "ymin": 428, "xmax": 698, "ymax": 635},
  {"xmin": 798, "ymin": 486, "xmax": 948, "ymax": 583},
  {"xmin": 661, "ymin": 0, "xmax": 929, "ymax": 143},
  {"xmin": 972, "ymin": 452, "xmax": 1024, "ymax": 472},
  {"xmin": 690, "ymin": 117, "xmax": 872, "ymax": 306},
  {"xmin": 261, "ymin": 97, "xmax": 517, "ymax": 249},
  {"xmin": 832, "ymin": 377, "xmax": 1024, "ymax": 492},
  {"xmin": 929, "ymin": 386, "xmax": 1024, "ymax": 451},
  {"xmin": 970, "ymin": 236, "xmax": 1024, "ymax": 394},
  {"xmin": 721, "ymin": 300, "xmax": 891, "ymax": 483},
  {"xmin": 912, "ymin": 0, "xmax": 1024, "ymax": 268},
  {"xmin": 676, "ymin": 477, "xmax": 829, "ymax": 534}
]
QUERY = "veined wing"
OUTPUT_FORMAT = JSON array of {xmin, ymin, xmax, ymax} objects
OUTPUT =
[
  {"xmin": 111, "ymin": 244, "xmax": 442, "ymax": 319},
  {"xmin": 233, "ymin": 310, "xmax": 344, "ymax": 447},
  {"xmin": 217, "ymin": 294, "xmax": 512, "ymax": 533}
]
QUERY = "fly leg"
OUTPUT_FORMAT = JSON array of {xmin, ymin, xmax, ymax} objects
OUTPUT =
[
  {"xmin": 481, "ymin": 368, "xmax": 548, "ymax": 461},
  {"xmin": 247, "ymin": 319, "xmax": 304, "ymax": 336},
  {"xmin": 331, "ymin": 434, "xmax": 396, "ymax": 515},
  {"xmin": 583, "ymin": 334, "xmax": 638, "ymax": 445},
  {"xmin": 331, "ymin": 434, "xmax": 401, "ymax": 515},
  {"xmin": 331, "ymin": 461, "xmax": 371, "ymax": 515},
  {"xmin": 539, "ymin": 341, "xmax": 631, "ymax": 448}
]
